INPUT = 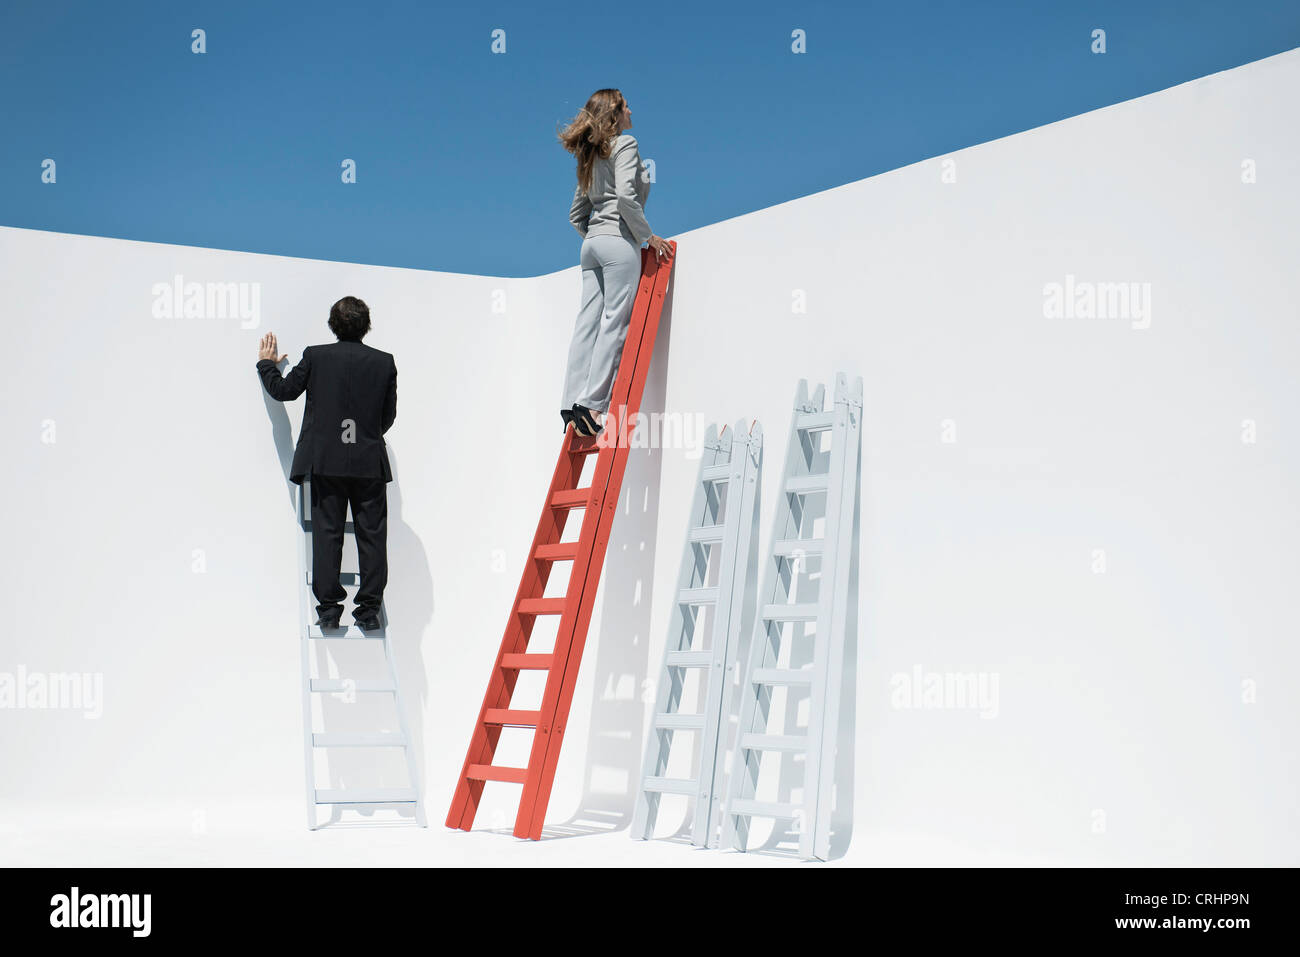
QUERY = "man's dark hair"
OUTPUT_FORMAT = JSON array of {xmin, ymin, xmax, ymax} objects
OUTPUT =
[{"xmin": 328, "ymin": 296, "xmax": 371, "ymax": 341}]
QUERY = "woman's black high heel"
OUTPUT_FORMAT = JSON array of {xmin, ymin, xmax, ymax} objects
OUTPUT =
[
  {"xmin": 572, "ymin": 403, "xmax": 602, "ymax": 436},
  {"xmin": 561, "ymin": 408, "xmax": 575, "ymax": 432}
]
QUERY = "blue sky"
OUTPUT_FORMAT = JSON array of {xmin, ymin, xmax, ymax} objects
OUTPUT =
[{"xmin": 2, "ymin": 0, "xmax": 1297, "ymax": 276}]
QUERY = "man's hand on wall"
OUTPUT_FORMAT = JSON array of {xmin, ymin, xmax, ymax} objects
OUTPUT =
[{"xmin": 258, "ymin": 332, "xmax": 287, "ymax": 363}]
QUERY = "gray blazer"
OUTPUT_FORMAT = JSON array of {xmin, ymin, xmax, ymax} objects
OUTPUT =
[{"xmin": 568, "ymin": 133, "xmax": 652, "ymax": 245}]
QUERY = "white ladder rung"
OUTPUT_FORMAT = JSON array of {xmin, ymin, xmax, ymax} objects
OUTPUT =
[
  {"xmin": 677, "ymin": 586, "xmax": 719, "ymax": 605},
  {"xmin": 795, "ymin": 410, "xmax": 834, "ymax": 431},
  {"xmin": 309, "ymin": 679, "xmax": 395, "ymax": 693},
  {"xmin": 654, "ymin": 713, "xmax": 705, "ymax": 731},
  {"xmin": 307, "ymin": 624, "xmax": 386, "ymax": 639},
  {"xmin": 665, "ymin": 650, "xmax": 712, "ymax": 668},
  {"xmin": 772, "ymin": 537, "xmax": 824, "ymax": 557},
  {"xmin": 740, "ymin": 733, "xmax": 809, "ymax": 752},
  {"xmin": 751, "ymin": 668, "xmax": 814, "ymax": 686},
  {"xmin": 314, "ymin": 788, "xmax": 417, "ymax": 805},
  {"xmin": 701, "ymin": 464, "xmax": 731, "ymax": 482},
  {"xmin": 728, "ymin": 798, "xmax": 800, "ymax": 819},
  {"xmin": 761, "ymin": 602, "xmax": 819, "ymax": 621},
  {"xmin": 311, "ymin": 732, "xmax": 406, "ymax": 747},
  {"xmin": 785, "ymin": 474, "xmax": 829, "ymax": 495},
  {"xmin": 643, "ymin": 776, "xmax": 699, "ymax": 796},
  {"xmin": 688, "ymin": 524, "xmax": 726, "ymax": 544}
]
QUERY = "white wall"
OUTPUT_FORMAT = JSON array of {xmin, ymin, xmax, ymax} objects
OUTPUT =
[{"xmin": 1, "ymin": 48, "xmax": 1297, "ymax": 865}]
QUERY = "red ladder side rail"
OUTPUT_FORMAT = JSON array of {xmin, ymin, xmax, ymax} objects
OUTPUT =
[
  {"xmin": 518, "ymin": 241, "xmax": 676, "ymax": 839},
  {"xmin": 446, "ymin": 241, "xmax": 677, "ymax": 838}
]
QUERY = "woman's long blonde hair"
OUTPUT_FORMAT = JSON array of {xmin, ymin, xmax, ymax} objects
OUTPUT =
[{"xmin": 558, "ymin": 88, "xmax": 625, "ymax": 193}]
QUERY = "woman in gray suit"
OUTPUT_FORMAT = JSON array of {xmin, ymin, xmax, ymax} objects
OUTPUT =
[{"xmin": 558, "ymin": 88, "xmax": 672, "ymax": 436}]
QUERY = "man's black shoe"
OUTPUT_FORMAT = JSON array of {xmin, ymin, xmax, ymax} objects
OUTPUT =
[
  {"xmin": 354, "ymin": 613, "xmax": 382, "ymax": 631},
  {"xmin": 316, "ymin": 611, "xmax": 343, "ymax": 629}
]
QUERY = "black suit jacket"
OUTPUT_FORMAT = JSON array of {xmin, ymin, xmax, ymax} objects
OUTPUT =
[{"xmin": 257, "ymin": 340, "xmax": 397, "ymax": 485}]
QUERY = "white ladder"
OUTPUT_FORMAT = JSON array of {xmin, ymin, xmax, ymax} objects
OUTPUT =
[
  {"xmin": 631, "ymin": 420, "xmax": 762, "ymax": 846},
  {"xmin": 296, "ymin": 480, "xmax": 426, "ymax": 829},
  {"xmin": 721, "ymin": 374, "xmax": 862, "ymax": 860}
]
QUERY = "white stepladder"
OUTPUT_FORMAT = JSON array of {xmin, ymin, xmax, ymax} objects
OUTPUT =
[
  {"xmin": 296, "ymin": 479, "xmax": 426, "ymax": 830},
  {"xmin": 631, "ymin": 420, "xmax": 763, "ymax": 846},
  {"xmin": 721, "ymin": 374, "xmax": 862, "ymax": 861}
]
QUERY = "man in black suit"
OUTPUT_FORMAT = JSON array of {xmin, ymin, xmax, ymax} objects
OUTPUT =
[{"xmin": 256, "ymin": 296, "xmax": 397, "ymax": 631}]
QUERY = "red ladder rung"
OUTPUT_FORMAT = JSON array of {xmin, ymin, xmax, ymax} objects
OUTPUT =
[
  {"xmin": 500, "ymin": 653, "xmax": 553, "ymax": 670},
  {"xmin": 517, "ymin": 597, "xmax": 566, "ymax": 615},
  {"xmin": 534, "ymin": 542, "xmax": 580, "ymax": 561},
  {"xmin": 550, "ymin": 488, "xmax": 590, "ymax": 509},
  {"xmin": 484, "ymin": 708, "xmax": 541, "ymax": 727},
  {"xmin": 467, "ymin": 764, "xmax": 528, "ymax": 784}
]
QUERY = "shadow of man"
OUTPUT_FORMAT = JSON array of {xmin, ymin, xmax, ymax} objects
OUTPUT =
[
  {"xmin": 383, "ymin": 448, "xmax": 433, "ymax": 819},
  {"xmin": 260, "ymin": 373, "xmax": 297, "ymax": 511}
]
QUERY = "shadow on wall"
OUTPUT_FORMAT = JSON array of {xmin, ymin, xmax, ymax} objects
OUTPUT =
[
  {"xmin": 261, "ymin": 373, "xmax": 431, "ymax": 827},
  {"xmin": 261, "ymin": 385, "xmax": 298, "ymax": 515},
  {"xmin": 544, "ymin": 280, "xmax": 675, "ymax": 840},
  {"xmin": 828, "ymin": 433, "xmax": 861, "ymax": 859},
  {"xmin": 383, "ymin": 451, "xmax": 433, "ymax": 814}
]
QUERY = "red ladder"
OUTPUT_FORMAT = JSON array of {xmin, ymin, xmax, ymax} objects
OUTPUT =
[{"xmin": 447, "ymin": 240, "xmax": 677, "ymax": 839}]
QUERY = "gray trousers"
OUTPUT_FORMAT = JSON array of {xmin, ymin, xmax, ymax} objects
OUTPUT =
[{"xmin": 561, "ymin": 233, "xmax": 641, "ymax": 413}]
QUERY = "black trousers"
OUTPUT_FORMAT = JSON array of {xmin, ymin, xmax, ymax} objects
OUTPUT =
[{"xmin": 309, "ymin": 474, "xmax": 388, "ymax": 618}]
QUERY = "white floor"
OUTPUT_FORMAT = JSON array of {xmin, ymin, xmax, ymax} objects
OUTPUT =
[{"xmin": 0, "ymin": 798, "xmax": 1080, "ymax": 867}]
